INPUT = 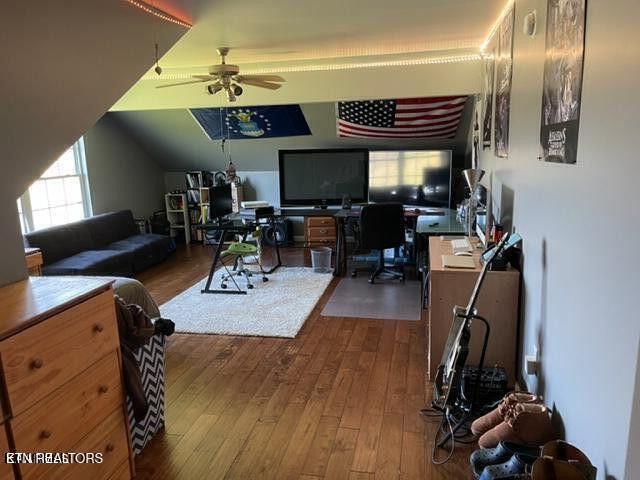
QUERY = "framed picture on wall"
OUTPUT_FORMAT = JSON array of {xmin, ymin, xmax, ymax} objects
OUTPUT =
[
  {"xmin": 494, "ymin": 6, "xmax": 515, "ymax": 158},
  {"xmin": 540, "ymin": 0, "xmax": 587, "ymax": 164},
  {"xmin": 482, "ymin": 49, "xmax": 495, "ymax": 149}
]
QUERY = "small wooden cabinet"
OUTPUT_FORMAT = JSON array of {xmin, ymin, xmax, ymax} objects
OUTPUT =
[
  {"xmin": 0, "ymin": 277, "xmax": 134, "ymax": 480},
  {"xmin": 304, "ymin": 216, "xmax": 336, "ymax": 247}
]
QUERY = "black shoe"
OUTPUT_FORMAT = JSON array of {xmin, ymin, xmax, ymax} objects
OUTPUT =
[{"xmin": 470, "ymin": 442, "xmax": 540, "ymax": 478}]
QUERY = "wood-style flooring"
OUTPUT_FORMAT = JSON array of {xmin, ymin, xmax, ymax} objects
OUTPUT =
[{"xmin": 134, "ymin": 244, "xmax": 473, "ymax": 479}]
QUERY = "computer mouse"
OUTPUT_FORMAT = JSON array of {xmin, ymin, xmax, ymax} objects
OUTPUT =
[{"xmin": 454, "ymin": 251, "xmax": 473, "ymax": 256}]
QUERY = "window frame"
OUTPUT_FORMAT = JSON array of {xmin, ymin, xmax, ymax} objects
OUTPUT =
[{"xmin": 18, "ymin": 138, "xmax": 92, "ymax": 233}]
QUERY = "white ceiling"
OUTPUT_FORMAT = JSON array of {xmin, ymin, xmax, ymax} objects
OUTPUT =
[{"xmin": 154, "ymin": 0, "xmax": 506, "ymax": 68}]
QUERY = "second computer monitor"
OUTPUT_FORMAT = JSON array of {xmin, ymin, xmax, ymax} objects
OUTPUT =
[{"xmin": 209, "ymin": 184, "xmax": 234, "ymax": 221}]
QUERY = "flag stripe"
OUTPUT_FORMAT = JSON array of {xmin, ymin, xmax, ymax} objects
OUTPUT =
[
  {"xmin": 395, "ymin": 97, "xmax": 467, "ymax": 111},
  {"xmin": 338, "ymin": 124, "xmax": 458, "ymax": 138},
  {"xmin": 338, "ymin": 118, "xmax": 460, "ymax": 133},
  {"xmin": 395, "ymin": 113, "xmax": 463, "ymax": 126},
  {"xmin": 395, "ymin": 105, "xmax": 465, "ymax": 119}
]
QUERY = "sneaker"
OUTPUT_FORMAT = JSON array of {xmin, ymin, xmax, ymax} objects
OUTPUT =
[
  {"xmin": 478, "ymin": 404, "xmax": 557, "ymax": 449},
  {"xmin": 471, "ymin": 392, "xmax": 542, "ymax": 436}
]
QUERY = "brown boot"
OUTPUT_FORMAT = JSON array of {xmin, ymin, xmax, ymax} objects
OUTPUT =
[
  {"xmin": 471, "ymin": 392, "xmax": 541, "ymax": 436},
  {"xmin": 541, "ymin": 441, "xmax": 596, "ymax": 480},
  {"xmin": 531, "ymin": 457, "xmax": 587, "ymax": 480},
  {"xmin": 478, "ymin": 403, "xmax": 557, "ymax": 449}
]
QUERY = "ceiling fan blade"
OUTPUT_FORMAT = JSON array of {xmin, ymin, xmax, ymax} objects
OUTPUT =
[
  {"xmin": 236, "ymin": 74, "xmax": 285, "ymax": 83},
  {"xmin": 156, "ymin": 79, "xmax": 209, "ymax": 89},
  {"xmin": 192, "ymin": 74, "xmax": 217, "ymax": 81},
  {"xmin": 236, "ymin": 78, "xmax": 283, "ymax": 90}
]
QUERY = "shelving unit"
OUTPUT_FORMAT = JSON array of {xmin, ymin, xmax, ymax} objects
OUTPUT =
[{"xmin": 164, "ymin": 193, "xmax": 191, "ymax": 244}]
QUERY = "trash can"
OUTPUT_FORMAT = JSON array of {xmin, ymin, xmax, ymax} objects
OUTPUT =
[{"xmin": 310, "ymin": 247, "xmax": 332, "ymax": 273}]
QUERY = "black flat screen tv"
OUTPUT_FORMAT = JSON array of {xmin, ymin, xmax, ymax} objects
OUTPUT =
[
  {"xmin": 278, "ymin": 149, "xmax": 369, "ymax": 206},
  {"xmin": 368, "ymin": 150, "xmax": 452, "ymax": 208}
]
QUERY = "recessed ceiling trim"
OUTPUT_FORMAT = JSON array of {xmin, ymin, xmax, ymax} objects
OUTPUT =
[
  {"xmin": 142, "ymin": 52, "xmax": 481, "ymax": 81},
  {"xmin": 480, "ymin": 0, "xmax": 515, "ymax": 52},
  {"xmin": 124, "ymin": 0, "xmax": 192, "ymax": 28}
]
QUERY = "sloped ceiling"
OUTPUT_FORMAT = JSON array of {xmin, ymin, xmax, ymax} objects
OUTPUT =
[
  {"xmin": 112, "ymin": 98, "xmax": 474, "ymax": 172},
  {"xmin": 112, "ymin": 0, "xmax": 504, "ymax": 110}
]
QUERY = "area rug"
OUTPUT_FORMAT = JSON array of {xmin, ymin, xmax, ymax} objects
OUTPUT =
[
  {"xmin": 159, "ymin": 267, "xmax": 333, "ymax": 337},
  {"xmin": 321, "ymin": 276, "xmax": 421, "ymax": 321}
]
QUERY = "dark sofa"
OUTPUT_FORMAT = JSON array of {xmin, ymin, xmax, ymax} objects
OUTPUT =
[{"xmin": 24, "ymin": 210, "xmax": 175, "ymax": 276}]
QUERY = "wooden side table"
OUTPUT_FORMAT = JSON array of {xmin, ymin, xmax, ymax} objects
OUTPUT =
[{"xmin": 24, "ymin": 248, "xmax": 43, "ymax": 276}]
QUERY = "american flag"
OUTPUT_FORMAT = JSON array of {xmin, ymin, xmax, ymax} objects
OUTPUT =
[{"xmin": 336, "ymin": 96, "xmax": 468, "ymax": 139}]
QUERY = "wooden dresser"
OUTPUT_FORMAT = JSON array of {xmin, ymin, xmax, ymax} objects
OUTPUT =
[
  {"xmin": 427, "ymin": 236, "xmax": 520, "ymax": 386},
  {"xmin": 0, "ymin": 277, "xmax": 134, "ymax": 479},
  {"xmin": 304, "ymin": 216, "xmax": 336, "ymax": 247}
]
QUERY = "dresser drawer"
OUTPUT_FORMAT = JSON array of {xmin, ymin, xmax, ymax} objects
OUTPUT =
[
  {"xmin": 307, "ymin": 226, "xmax": 336, "ymax": 238},
  {"xmin": 1, "ymin": 290, "xmax": 118, "ymax": 414},
  {"xmin": 306, "ymin": 217, "xmax": 334, "ymax": 227},
  {"xmin": 12, "ymin": 352, "xmax": 123, "ymax": 457},
  {"xmin": 20, "ymin": 408, "xmax": 131, "ymax": 480},
  {"xmin": 0, "ymin": 424, "xmax": 14, "ymax": 480}
]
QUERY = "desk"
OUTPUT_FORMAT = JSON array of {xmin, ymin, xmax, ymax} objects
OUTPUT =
[
  {"xmin": 334, "ymin": 208, "xmax": 465, "ymax": 277},
  {"xmin": 427, "ymin": 236, "xmax": 519, "ymax": 385}
]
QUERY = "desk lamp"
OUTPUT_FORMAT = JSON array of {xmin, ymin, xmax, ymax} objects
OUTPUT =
[{"xmin": 462, "ymin": 168, "xmax": 485, "ymax": 237}]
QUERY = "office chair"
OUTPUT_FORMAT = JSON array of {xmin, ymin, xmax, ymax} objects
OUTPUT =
[
  {"xmin": 351, "ymin": 203, "xmax": 406, "ymax": 283},
  {"xmin": 220, "ymin": 227, "xmax": 268, "ymax": 291}
]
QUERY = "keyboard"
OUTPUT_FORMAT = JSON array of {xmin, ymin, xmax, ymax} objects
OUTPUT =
[{"xmin": 451, "ymin": 238, "xmax": 473, "ymax": 254}]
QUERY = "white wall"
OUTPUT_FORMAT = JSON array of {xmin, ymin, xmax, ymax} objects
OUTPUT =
[
  {"xmin": 0, "ymin": 1, "xmax": 186, "ymax": 286},
  {"xmin": 479, "ymin": 1, "xmax": 639, "ymax": 478},
  {"xmin": 84, "ymin": 115, "xmax": 165, "ymax": 219}
]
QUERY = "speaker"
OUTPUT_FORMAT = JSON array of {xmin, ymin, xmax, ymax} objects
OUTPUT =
[{"xmin": 262, "ymin": 218, "xmax": 293, "ymax": 246}]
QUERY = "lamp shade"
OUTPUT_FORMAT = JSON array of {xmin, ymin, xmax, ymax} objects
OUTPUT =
[{"xmin": 462, "ymin": 168, "xmax": 485, "ymax": 192}]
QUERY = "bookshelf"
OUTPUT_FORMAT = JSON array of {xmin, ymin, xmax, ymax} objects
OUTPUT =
[{"xmin": 164, "ymin": 193, "xmax": 191, "ymax": 244}]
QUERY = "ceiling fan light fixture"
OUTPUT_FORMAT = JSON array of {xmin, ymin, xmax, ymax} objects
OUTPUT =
[
  {"xmin": 232, "ymin": 84, "xmax": 243, "ymax": 96},
  {"xmin": 207, "ymin": 84, "xmax": 222, "ymax": 95}
]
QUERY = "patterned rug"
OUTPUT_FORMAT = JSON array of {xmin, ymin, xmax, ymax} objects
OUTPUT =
[{"xmin": 160, "ymin": 267, "xmax": 333, "ymax": 337}]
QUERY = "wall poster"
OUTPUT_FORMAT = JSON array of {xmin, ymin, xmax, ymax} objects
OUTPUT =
[
  {"xmin": 482, "ymin": 50, "xmax": 495, "ymax": 149},
  {"xmin": 494, "ymin": 7, "xmax": 515, "ymax": 158},
  {"xmin": 540, "ymin": 0, "xmax": 587, "ymax": 164}
]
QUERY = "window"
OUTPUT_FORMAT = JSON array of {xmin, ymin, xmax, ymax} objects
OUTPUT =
[{"xmin": 17, "ymin": 138, "xmax": 92, "ymax": 233}]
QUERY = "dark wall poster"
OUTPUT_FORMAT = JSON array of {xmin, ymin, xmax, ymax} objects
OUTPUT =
[
  {"xmin": 494, "ymin": 7, "xmax": 515, "ymax": 158},
  {"xmin": 540, "ymin": 0, "xmax": 587, "ymax": 164},
  {"xmin": 482, "ymin": 51, "xmax": 495, "ymax": 149}
]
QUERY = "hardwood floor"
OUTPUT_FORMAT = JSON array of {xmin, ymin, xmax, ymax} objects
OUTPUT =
[{"xmin": 134, "ymin": 244, "xmax": 473, "ymax": 479}]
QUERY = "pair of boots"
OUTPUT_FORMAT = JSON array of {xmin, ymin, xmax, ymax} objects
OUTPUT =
[
  {"xmin": 470, "ymin": 439, "xmax": 597, "ymax": 480},
  {"xmin": 471, "ymin": 392, "xmax": 557, "ymax": 448}
]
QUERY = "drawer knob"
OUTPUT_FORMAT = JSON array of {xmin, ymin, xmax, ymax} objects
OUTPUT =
[
  {"xmin": 105, "ymin": 443, "xmax": 115, "ymax": 453},
  {"xmin": 40, "ymin": 430, "xmax": 51, "ymax": 439},
  {"xmin": 98, "ymin": 385, "xmax": 109, "ymax": 394},
  {"xmin": 93, "ymin": 323, "xmax": 104, "ymax": 333},
  {"xmin": 31, "ymin": 358, "xmax": 43, "ymax": 369}
]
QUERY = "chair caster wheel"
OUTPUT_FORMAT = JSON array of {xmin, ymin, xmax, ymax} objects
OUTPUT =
[
  {"xmin": 368, "ymin": 279, "xmax": 374, "ymax": 284},
  {"xmin": 351, "ymin": 271, "xmax": 357, "ymax": 277},
  {"xmin": 220, "ymin": 284, "xmax": 227, "ymax": 289},
  {"xmin": 248, "ymin": 273, "xmax": 253, "ymax": 277},
  {"xmin": 247, "ymin": 284, "xmax": 254, "ymax": 289},
  {"xmin": 262, "ymin": 277, "xmax": 268, "ymax": 282}
]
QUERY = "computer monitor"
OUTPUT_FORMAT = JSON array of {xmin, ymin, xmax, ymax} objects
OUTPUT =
[{"xmin": 208, "ymin": 184, "xmax": 233, "ymax": 221}]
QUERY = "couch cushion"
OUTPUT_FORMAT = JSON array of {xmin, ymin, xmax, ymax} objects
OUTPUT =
[
  {"xmin": 85, "ymin": 210, "xmax": 138, "ymax": 246},
  {"xmin": 24, "ymin": 220, "xmax": 95, "ymax": 265},
  {"xmin": 106, "ymin": 234, "xmax": 173, "ymax": 272},
  {"xmin": 42, "ymin": 250, "xmax": 134, "ymax": 277}
]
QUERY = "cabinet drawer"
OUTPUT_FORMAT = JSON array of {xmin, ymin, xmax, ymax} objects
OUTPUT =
[
  {"xmin": 0, "ymin": 425, "xmax": 14, "ymax": 480},
  {"xmin": 1, "ymin": 290, "xmax": 118, "ymax": 414},
  {"xmin": 12, "ymin": 352, "xmax": 123, "ymax": 456},
  {"xmin": 308, "ymin": 240, "xmax": 336, "ymax": 247},
  {"xmin": 307, "ymin": 226, "xmax": 336, "ymax": 238},
  {"xmin": 20, "ymin": 408, "xmax": 131, "ymax": 480},
  {"xmin": 306, "ymin": 217, "xmax": 334, "ymax": 227}
]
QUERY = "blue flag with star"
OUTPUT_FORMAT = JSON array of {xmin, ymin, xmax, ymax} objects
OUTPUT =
[{"xmin": 190, "ymin": 105, "xmax": 311, "ymax": 140}]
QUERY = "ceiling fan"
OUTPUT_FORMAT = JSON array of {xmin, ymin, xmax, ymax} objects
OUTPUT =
[{"xmin": 156, "ymin": 47, "xmax": 285, "ymax": 102}]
